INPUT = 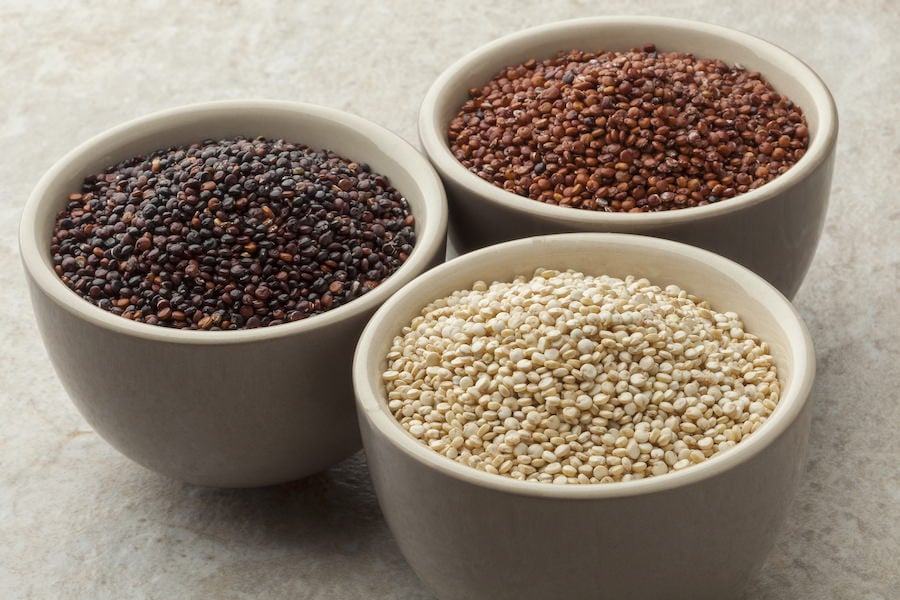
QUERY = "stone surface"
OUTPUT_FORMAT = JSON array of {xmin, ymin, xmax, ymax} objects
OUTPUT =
[{"xmin": 1, "ymin": 1, "xmax": 897, "ymax": 598}]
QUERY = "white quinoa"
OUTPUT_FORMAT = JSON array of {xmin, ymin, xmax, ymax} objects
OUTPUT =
[{"xmin": 382, "ymin": 269, "xmax": 780, "ymax": 484}]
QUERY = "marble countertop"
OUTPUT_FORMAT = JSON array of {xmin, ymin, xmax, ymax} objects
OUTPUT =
[{"xmin": 2, "ymin": 1, "xmax": 897, "ymax": 598}]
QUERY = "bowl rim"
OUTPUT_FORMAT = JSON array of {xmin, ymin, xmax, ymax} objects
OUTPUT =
[
  {"xmin": 353, "ymin": 233, "xmax": 815, "ymax": 499},
  {"xmin": 418, "ymin": 15, "xmax": 838, "ymax": 226},
  {"xmin": 19, "ymin": 99, "xmax": 448, "ymax": 345}
]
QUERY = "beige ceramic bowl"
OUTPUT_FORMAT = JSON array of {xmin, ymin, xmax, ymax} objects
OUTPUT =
[
  {"xmin": 419, "ymin": 16, "xmax": 838, "ymax": 299},
  {"xmin": 20, "ymin": 100, "xmax": 447, "ymax": 487},
  {"xmin": 354, "ymin": 233, "xmax": 815, "ymax": 600}
]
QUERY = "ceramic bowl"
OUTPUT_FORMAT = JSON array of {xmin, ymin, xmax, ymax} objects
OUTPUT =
[
  {"xmin": 20, "ymin": 100, "xmax": 448, "ymax": 487},
  {"xmin": 419, "ymin": 16, "xmax": 838, "ymax": 298},
  {"xmin": 354, "ymin": 233, "xmax": 815, "ymax": 600}
]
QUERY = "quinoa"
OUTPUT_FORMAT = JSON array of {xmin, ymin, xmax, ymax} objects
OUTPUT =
[
  {"xmin": 448, "ymin": 46, "xmax": 809, "ymax": 212},
  {"xmin": 383, "ymin": 269, "xmax": 780, "ymax": 484},
  {"xmin": 51, "ymin": 136, "xmax": 416, "ymax": 329}
]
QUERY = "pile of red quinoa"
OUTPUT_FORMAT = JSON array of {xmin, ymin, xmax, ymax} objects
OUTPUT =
[{"xmin": 448, "ymin": 45, "xmax": 809, "ymax": 212}]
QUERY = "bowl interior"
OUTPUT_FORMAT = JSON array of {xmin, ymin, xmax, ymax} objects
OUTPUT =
[
  {"xmin": 22, "ymin": 100, "xmax": 447, "ymax": 341},
  {"xmin": 421, "ymin": 16, "xmax": 836, "ymax": 222},
  {"xmin": 355, "ymin": 233, "xmax": 814, "ymax": 498}
]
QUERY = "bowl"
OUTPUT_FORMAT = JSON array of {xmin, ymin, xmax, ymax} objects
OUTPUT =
[
  {"xmin": 419, "ymin": 16, "xmax": 838, "ymax": 299},
  {"xmin": 354, "ymin": 233, "xmax": 815, "ymax": 599},
  {"xmin": 20, "ymin": 99, "xmax": 448, "ymax": 487}
]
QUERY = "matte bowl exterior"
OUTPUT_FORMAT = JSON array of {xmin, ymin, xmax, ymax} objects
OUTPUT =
[
  {"xmin": 21, "ymin": 100, "xmax": 447, "ymax": 487},
  {"xmin": 419, "ymin": 16, "xmax": 838, "ymax": 299},
  {"xmin": 354, "ymin": 234, "xmax": 815, "ymax": 599}
]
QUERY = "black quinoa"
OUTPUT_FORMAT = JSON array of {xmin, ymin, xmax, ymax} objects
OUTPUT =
[{"xmin": 50, "ymin": 136, "xmax": 416, "ymax": 330}]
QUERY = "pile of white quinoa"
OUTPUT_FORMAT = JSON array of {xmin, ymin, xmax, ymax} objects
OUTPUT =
[{"xmin": 383, "ymin": 269, "xmax": 779, "ymax": 484}]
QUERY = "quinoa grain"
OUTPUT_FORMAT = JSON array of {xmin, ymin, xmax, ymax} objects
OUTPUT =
[
  {"xmin": 448, "ymin": 46, "xmax": 809, "ymax": 212},
  {"xmin": 51, "ymin": 137, "xmax": 415, "ymax": 329},
  {"xmin": 383, "ymin": 269, "xmax": 779, "ymax": 484}
]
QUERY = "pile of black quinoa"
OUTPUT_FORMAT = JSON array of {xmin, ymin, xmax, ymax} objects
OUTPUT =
[{"xmin": 50, "ymin": 136, "xmax": 416, "ymax": 330}]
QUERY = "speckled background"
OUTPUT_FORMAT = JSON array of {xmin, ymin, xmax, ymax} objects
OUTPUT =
[{"xmin": 1, "ymin": 1, "xmax": 897, "ymax": 598}]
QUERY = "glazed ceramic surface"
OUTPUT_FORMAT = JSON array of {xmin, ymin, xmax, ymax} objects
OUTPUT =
[
  {"xmin": 354, "ymin": 233, "xmax": 815, "ymax": 600},
  {"xmin": 20, "ymin": 100, "xmax": 448, "ymax": 487},
  {"xmin": 419, "ymin": 16, "xmax": 838, "ymax": 299}
]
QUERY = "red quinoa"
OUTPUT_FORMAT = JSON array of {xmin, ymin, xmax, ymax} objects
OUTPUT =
[{"xmin": 448, "ymin": 45, "xmax": 809, "ymax": 212}]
